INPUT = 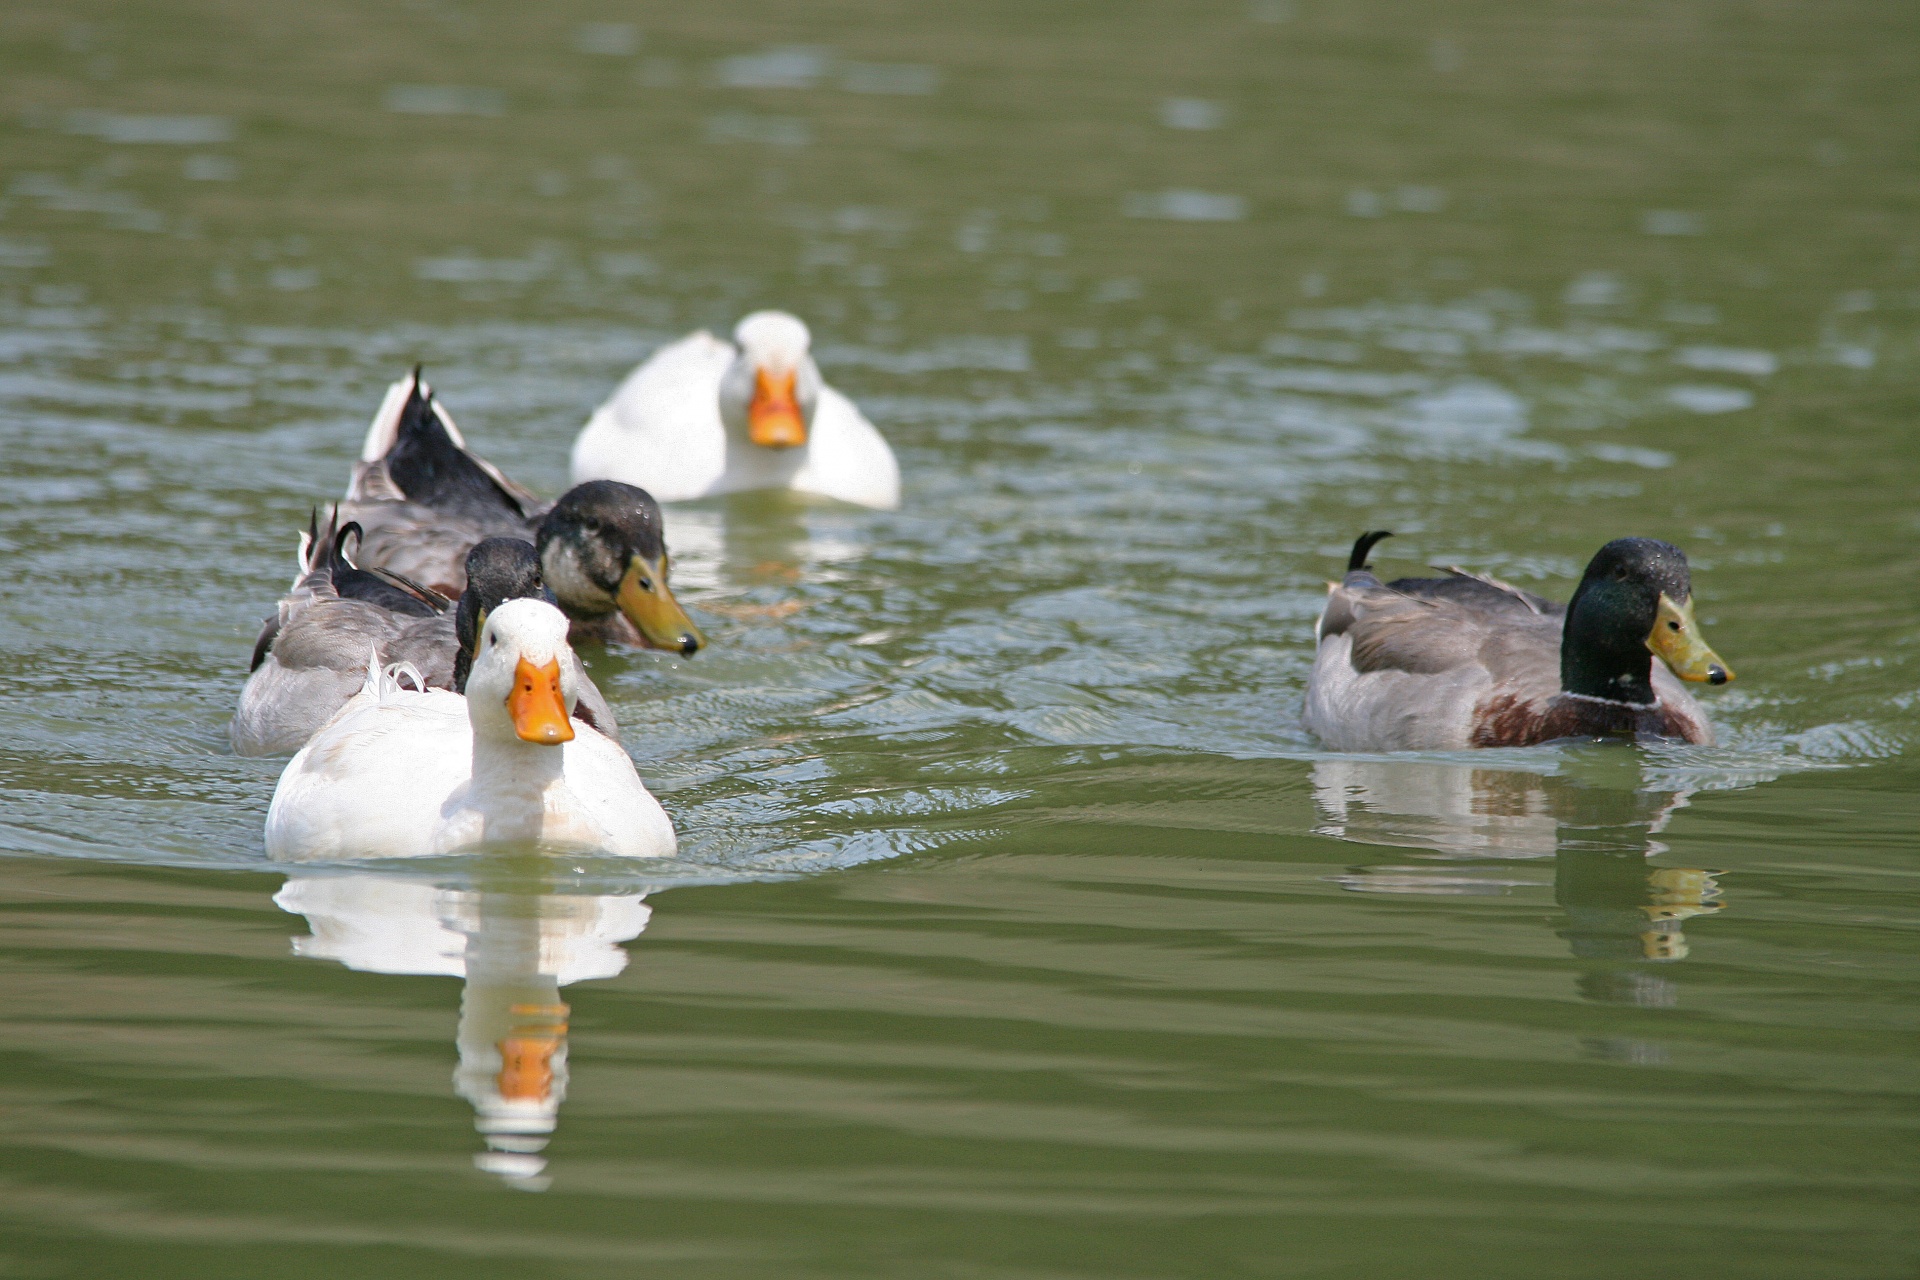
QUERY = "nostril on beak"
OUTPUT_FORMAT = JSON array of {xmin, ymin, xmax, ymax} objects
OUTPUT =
[
  {"xmin": 679, "ymin": 634, "xmax": 699, "ymax": 657},
  {"xmin": 1707, "ymin": 665, "xmax": 1728, "ymax": 685}
]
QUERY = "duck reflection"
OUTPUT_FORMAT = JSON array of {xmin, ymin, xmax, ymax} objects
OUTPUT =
[
  {"xmin": 273, "ymin": 871, "xmax": 653, "ymax": 1188},
  {"xmin": 1316, "ymin": 757, "xmax": 1725, "ymax": 1007},
  {"xmin": 662, "ymin": 495, "xmax": 869, "ymax": 620}
]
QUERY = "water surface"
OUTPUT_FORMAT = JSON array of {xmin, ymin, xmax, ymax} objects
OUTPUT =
[{"xmin": 1, "ymin": 0, "xmax": 1916, "ymax": 1275}]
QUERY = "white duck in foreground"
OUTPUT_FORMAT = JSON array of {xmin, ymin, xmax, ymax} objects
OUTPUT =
[
  {"xmin": 571, "ymin": 310, "xmax": 901, "ymax": 509},
  {"xmin": 266, "ymin": 599, "xmax": 675, "ymax": 862}
]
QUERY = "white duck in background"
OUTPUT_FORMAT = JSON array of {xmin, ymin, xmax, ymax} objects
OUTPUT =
[
  {"xmin": 266, "ymin": 599, "xmax": 675, "ymax": 861},
  {"xmin": 571, "ymin": 310, "xmax": 901, "ymax": 510}
]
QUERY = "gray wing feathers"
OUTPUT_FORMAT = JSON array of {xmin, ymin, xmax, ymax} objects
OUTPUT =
[
  {"xmin": 1303, "ymin": 578, "xmax": 1565, "ymax": 751},
  {"xmin": 566, "ymin": 652, "xmax": 621, "ymax": 741},
  {"xmin": 332, "ymin": 499, "xmax": 522, "ymax": 596},
  {"xmin": 1303, "ymin": 634, "xmax": 1488, "ymax": 750},
  {"xmin": 231, "ymin": 605, "xmax": 459, "ymax": 756}
]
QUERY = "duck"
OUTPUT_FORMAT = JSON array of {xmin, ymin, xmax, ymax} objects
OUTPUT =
[
  {"xmin": 1303, "ymin": 531, "xmax": 1734, "ymax": 751},
  {"xmin": 233, "ymin": 519, "xmax": 619, "ymax": 756},
  {"xmin": 265, "ymin": 598, "xmax": 676, "ymax": 861},
  {"xmin": 338, "ymin": 369, "xmax": 705, "ymax": 654},
  {"xmin": 569, "ymin": 310, "xmax": 901, "ymax": 509}
]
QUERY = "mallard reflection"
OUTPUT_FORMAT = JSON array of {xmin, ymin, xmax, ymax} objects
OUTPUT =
[
  {"xmin": 273, "ymin": 872, "xmax": 652, "ymax": 1188},
  {"xmin": 1558, "ymin": 854, "xmax": 1723, "ymax": 1005},
  {"xmin": 1316, "ymin": 758, "xmax": 1725, "ymax": 1003},
  {"xmin": 1313, "ymin": 756, "xmax": 1690, "ymax": 859}
]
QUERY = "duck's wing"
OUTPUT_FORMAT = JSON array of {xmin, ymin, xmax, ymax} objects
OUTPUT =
[
  {"xmin": 1385, "ymin": 567, "xmax": 1563, "ymax": 618},
  {"xmin": 233, "ymin": 517, "xmax": 460, "ymax": 756},
  {"xmin": 558, "ymin": 727, "xmax": 677, "ymax": 858},
  {"xmin": 1305, "ymin": 567, "xmax": 1565, "ymax": 751},
  {"xmin": 329, "ymin": 498, "xmax": 500, "ymax": 597},
  {"xmin": 570, "ymin": 330, "xmax": 736, "ymax": 498},
  {"xmin": 565, "ymin": 651, "xmax": 621, "ymax": 742},
  {"xmin": 265, "ymin": 679, "xmax": 475, "ymax": 861},
  {"xmin": 789, "ymin": 383, "xmax": 901, "ymax": 509}
]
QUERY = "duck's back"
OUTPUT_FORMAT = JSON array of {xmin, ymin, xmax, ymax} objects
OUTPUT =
[
  {"xmin": 571, "ymin": 331, "xmax": 735, "ymax": 500},
  {"xmin": 266, "ymin": 683, "xmax": 673, "ymax": 861},
  {"xmin": 265, "ymin": 686, "xmax": 475, "ymax": 861},
  {"xmin": 1305, "ymin": 574, "xmax": 1565, "ymax": 751},
  {"xmin": 789, "ymin": 385, "xmax": 901, "ymax": 509},
  {"xmin": 235, "ymin": 604, "xmax": 457, "ymax": 756}
]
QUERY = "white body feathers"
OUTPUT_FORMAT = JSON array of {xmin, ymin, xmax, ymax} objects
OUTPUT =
[{"xmin": 265, "ymin": 602, "xmax": 675, "ymax": 861}]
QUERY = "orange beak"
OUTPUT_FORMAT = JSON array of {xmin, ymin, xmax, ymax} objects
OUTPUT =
[
  {"xmin": 747, "ymin": 367, "xmax": 807, "ymax": 449},
  {"xmin": 507, "ymin": 657, "xmax": 574, "ymax": 744}
]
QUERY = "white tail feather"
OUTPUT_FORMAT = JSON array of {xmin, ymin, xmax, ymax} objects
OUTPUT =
[
  {"xmin": 291, "ymin": 528, "xmax": 316, "ymax": 589},
  {"xmin": 360, "ymin": 652, "xmax": 427, "ymax": 702},
  {"xmin": 359, "ymin": 373, "xmax": 417, "ymax": 463},
  {"xmin": 430, "ymin": 398, "xmax": 467, "ymax": 448}
]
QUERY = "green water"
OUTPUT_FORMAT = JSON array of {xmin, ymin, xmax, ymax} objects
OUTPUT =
[{"xmin": 1, "ymin": 0, "xmax": 1916, "ymax": 1275}]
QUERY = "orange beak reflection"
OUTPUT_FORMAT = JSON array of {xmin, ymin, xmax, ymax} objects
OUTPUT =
[
  {"xmin": 747, "ymin": 367, "xmax": 807, "ymax": 449},
  {"xmin": 507, "ymin": 657, "xmax": 574, "ymax": 744},
  {"xmin": 497, "ymin": 1002, "xmax": 569, "ymax": 1102}
]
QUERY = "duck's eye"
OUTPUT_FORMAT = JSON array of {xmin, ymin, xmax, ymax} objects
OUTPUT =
[{"xmin": 1668, "ymin": 619, "xmax": 1681, "ymax": 631}]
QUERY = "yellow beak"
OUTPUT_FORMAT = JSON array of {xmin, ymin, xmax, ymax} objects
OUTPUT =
[
  {"xmin": 616, "ymin": 554, "xmax": 706, "ymax": 656},
  {"xmin": 1646, "ymin": 593, "xmax": 1732, "ymax": 685},
  {"xmin": 747, "ymin": 367, "xmax": 807, "ymax": 449},
  {"xmin": 507, "ymin": 657, "xmax": 574, "ymax": 744}
]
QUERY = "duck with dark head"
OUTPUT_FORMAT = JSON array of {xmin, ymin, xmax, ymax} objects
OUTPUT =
[
  {"xmin": 1305, "ymin": 531, "xmax": 1734, "ymax": 751},
  {"xmin": 234, "ymin": 523, "xmax": 619, "ymax": 756},
  {"xmin": 336, "ymin": 369, "xmax": 706, "ymax": 657}
]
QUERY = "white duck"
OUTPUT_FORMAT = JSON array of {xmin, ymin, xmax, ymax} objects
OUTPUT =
[
  {"xmin": 265, "ymin": 599, "xmax": 676, "ymax": 861},
  {"xmin": 571, "ymin": 310, "xmax": 901, "ymax": 509}
]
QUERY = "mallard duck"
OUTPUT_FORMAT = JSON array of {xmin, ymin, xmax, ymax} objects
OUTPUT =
[
  {"xmin": 266, "ymin": 598, "xmax": 675, "ymax": 860},
  {"xmin": 233, "ymin": 518, "xmax": 619, "ymax": 756},
  {"xmin": 1303, "ymin": 531, "xmax": 1733, "ymax": 750},
  {"xmin": 339, "ymin": 370, "xmax": 705, "ymax": 654},
  {"xmin": 569, "ymin": 310, "xmax": 901, "ymax": 509}
]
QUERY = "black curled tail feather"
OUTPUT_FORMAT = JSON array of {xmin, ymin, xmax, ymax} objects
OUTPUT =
[
  {"xmin": 1348, "ymin": 530, "xmax": 1393, "ymax": 573},
  {"xmin": 327, "ymin": 520, "xmax": 365, "ymax": 576}
]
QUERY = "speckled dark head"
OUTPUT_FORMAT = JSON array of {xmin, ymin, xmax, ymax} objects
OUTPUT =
[
  {"xmin": 535, "ymin": 480, "xmax": 702, "ymax": 655},
  {"xmin": 535, "ymin": 481, "xmax": 667, "ymax": 606}
]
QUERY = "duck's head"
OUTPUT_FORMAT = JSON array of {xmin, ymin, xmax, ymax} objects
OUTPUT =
[
  {"xmin": 1563, "ymin": 538, "xmax": 1733, "ymax": 704},
  {"xmin": 464, "ymin": 598, "xmax": 581, "ymax": 746},
  {"xmin": 537, "ymin": 481, "xmax": 704, "ymax": 656},
  {"xmin": 718, "ymin": 310, "xmax": 821, "ymax": 451},
  {"xmin": 453, "ymin": 538, "xmax": 551, "ymax": 693}
]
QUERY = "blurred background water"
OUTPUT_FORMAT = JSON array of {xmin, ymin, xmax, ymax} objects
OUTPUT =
[{"xmin": 0, "ymin": 0, "xmax": 1916, "ymax": 1275}]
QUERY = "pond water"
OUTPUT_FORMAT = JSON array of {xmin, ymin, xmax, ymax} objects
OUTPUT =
[{"xmin": 0, "ymin": 1, "xmax": 1916, "ymax": 1276}]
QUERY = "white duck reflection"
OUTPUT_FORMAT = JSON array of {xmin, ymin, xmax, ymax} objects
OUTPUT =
[
  {"xmin": 659, "ymin": 499, "xmax": 872, "ymax": 627},
  {"xmin": 1315, "ymin": 757, "xmax": 1725, "ymax": 1003},
  {"xmin": 273, "ymin": 872, "xmax": 652, "ymax": 1188}
]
